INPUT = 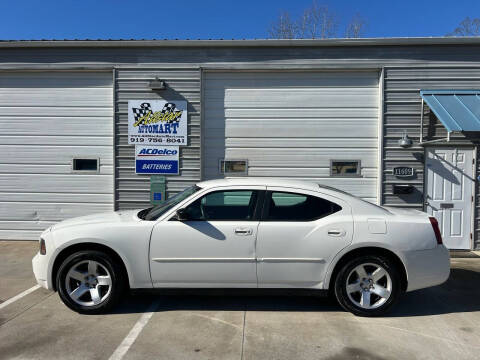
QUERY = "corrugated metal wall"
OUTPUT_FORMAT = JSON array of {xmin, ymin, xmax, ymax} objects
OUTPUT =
[
  {"xmin": 0, "ymin": 45, "xmax": 480, "ymax": 248},
  {"xmin": 0, "ymin": 71, "xmax": 113, "ymax": 240},
  {"xmin": 383, "ymin": 67, "xmax": 480, "ymax": 249},
  {"xmin": 204, "ymin": 71, "xmax": 379, "ymax": 202},
  {"xmin": 115, "ymin": 68, "xmax": 201, "ymax": 209}
]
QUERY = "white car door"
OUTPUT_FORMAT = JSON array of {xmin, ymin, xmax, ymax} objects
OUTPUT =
[
  {"xmin": 256, "ymin": 187, "xmax": 353, "ymax": 288},
  {"xmin": 149, "ymin": 186, "xmax": 264, "ymax": 287}
]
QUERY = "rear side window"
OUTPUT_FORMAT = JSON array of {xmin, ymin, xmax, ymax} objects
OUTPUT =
[{"xmin": 265, "ymin": 191, "xmax": 341, "ymax": 221}]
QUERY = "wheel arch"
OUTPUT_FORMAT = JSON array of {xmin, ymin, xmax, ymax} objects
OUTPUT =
[
  {"xmin": 326, "ymin": 246, "xmax": 408, "ymax": 293},
  {"xmin": 51, "ymin": 242, "xmax": 131, "ymax": 291}
]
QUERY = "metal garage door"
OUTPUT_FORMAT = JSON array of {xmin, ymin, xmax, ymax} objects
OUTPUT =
[
  {"xmin": 0, "ymin": 71, "xmax": 113, "ymax": 240},
  {"xmin": 203, "ymin": 71, "xmax": 379, "ymax": 202}
]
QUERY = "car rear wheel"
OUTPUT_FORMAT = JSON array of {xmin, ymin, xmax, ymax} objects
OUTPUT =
[
  {"xmin": 334, "ymin": 255, "xmax": 401, "ymax": 316},
  {"xmin": 56, "ymin": 250, "xmax": 126, "ymax": 314}
]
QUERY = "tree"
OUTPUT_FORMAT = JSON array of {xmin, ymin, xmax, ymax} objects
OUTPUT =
[
  {"xmin": 268, "ymin": 1, "xmax": 366, "ymax": 39},
  {"xmin": 447, "ymin": 17, "xmax": 480, "ymax": 36},
  {"xmin": 267, "ymin": 11, "xmax": 297, "ymax": 39},
  {"xmin": 305, "ymin": 3, "xmax": 338, "ymax": 39},
  {"xmin": 345, "ymin": 13, "xmax": 367, "ymax": 38}
]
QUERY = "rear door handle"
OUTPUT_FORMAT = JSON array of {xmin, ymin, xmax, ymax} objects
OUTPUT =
[
  {"xmin": 234, "ymin": 228, "xmax": 253, "ymax": 236},
  {"xmin": 328, "ymin": 229, "xmax": 346, "ymax": 237}
]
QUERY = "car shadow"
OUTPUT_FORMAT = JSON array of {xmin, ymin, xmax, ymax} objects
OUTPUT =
[
  {"xmin": 183, "ymin": 221, "xmax": 226, "ymax": 240},
  {"xmin": 110, "ymin": 267, "xmax": 480, "ymax": 318},
  {"xmin": 112, "ymin": 291, "xmax": 339, "ymax": 315},
  {"xmin": 389, "ymin": 267, "xmax": 480, "ymax": 317}
]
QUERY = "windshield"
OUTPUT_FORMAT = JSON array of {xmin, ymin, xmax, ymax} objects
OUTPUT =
[{"xmin": 141, "ymin": 185, "xmax": 201, "ymax": 221}]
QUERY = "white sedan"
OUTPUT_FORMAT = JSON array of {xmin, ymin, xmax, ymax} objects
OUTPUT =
[{"xmin": 32, "ymin": 178, "xmax": 450, "ymax": 316}]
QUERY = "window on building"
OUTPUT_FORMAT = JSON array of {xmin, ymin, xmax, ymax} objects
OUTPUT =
[
  {"xmin": 330, "ymin": 160, "xmax": 361, "ymax": 177},
  {"xmin": 219, "ymin": 159, "xmax": 248, "ymax": 176},
  {"xmin": 183, "ymin": 190, "xmax": 258, "ymax": 221},
  {"xmin": 265, "ymin": 191, "xmax": 341, "ymax": 221},
  {"xmin": 72, "ymin": 158, "xmax": 99, "ymax": 172}
]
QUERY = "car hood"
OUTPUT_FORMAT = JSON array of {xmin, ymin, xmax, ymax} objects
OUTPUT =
[{"xmin": 52, "ymin": 209, "xmax": 141, "ymax": 231}]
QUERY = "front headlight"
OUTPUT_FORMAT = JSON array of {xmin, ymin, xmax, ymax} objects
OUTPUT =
[{"xmin": 39, "ymin": 238, "xmax": 46, "ymax": 255}]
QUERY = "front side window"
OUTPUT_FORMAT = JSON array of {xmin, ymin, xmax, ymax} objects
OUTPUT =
[
  {"xmin": 183, "ymin": 190, "xmax": 258, "ymax": 221},
  {"xmin": 143, "ymin": 185, "xmax": 201, "ymax": 221},
  {"xmin": 265, "ymin": 191, "xmax": 341, "ymax": 221}
]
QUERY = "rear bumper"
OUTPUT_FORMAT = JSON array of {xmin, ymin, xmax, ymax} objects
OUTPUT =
[
  {"xmin": 404, "ymin": 245, "xmax": 450, "ymax": 292},
  {"xmin": 32, "ymin": 253, "xmax": 52, "ymax": 290}
]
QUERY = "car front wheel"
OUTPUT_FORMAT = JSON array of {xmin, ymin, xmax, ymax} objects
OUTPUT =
[
  {"xmin": 56, "ymin": 250, "xmax": 126, "ymax": 314},
  {"xmin": 334, "ymin": 255, "xmax": 402, "ymax": 316}
]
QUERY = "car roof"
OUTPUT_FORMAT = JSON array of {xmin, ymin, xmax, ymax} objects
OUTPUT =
[
  {"xmin": 196, "ymin": 177, "xmax": 389, "ymax": 214},
  {"xmin": 197, "ymin": 177, "xmax": 340, "ymax": 194}
]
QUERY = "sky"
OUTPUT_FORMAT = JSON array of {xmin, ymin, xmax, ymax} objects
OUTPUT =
[{"xmin": 0, "ymin": 0, "xmax": 479, "ymax": 40}]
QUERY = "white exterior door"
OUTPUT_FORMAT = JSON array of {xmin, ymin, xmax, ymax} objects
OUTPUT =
[
  {"xmin": 203, "ymin": 71, "xmax": 380, "ymax": 203},
  {"xmin": 425, "ymin": 147, "xmax": 475, "ymax": 249}
]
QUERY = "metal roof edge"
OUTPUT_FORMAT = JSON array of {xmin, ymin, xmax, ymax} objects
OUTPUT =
[
  {"xmin": 1, "ymin": 37, "xmax": 480, "ymax": 48},
  {"xmin": 421, "ymin": 89, "xmax": 480, "ymax": 95},
  {"xmin": 420, "ymin": 90, "xmax": 480, "ymax": 132}
]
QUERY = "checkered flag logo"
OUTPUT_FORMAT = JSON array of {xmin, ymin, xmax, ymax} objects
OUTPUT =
[
  {"xmin": 132, "ymin": 102, "xmax": 152, "ymax": 122},
  {"xmin": 161, "ymin": 103, "xmax": 182, "ymax": 123}
]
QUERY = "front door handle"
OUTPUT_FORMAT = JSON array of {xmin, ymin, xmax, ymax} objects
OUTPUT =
[
  {"xmin": 234, "ymin": 228, "xmax": 253, "ymax": 236},
  {"xmin": 328, "ymin": 229, "xmax": 346, "ymax": 237}
]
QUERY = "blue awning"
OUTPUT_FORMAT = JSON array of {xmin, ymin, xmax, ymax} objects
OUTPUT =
[{"xmin": 420, "ymin": 90, "xmax": 480, "ymax": 132}]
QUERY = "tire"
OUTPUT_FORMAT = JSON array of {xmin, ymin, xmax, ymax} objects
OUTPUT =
[
  {"xmin": 56, "ymin": 250, "xmax": 126, "ymax": 314},
  {"xmin": 334, "ymin": 255, "xmax": 402, "ymax": 317}
]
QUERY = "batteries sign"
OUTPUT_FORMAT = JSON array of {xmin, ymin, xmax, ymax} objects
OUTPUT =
[{"xmin": 135, "ymin": 145, "xmax": 179, "ymax": 174}]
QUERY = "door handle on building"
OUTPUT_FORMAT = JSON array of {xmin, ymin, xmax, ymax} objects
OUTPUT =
[
  {"xmin": 234, "ymin": 228, "xmax": 253, "ymax": 236},
  {"xmin": 440, "ymin": 203, "xmax": 454, "ymax": 209}
]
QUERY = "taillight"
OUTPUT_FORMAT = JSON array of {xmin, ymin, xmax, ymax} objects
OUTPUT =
[
  {"xmin": 39, "ymin": 238, "xmax": 46, "ymax": 255},
  {"xmin": 429, "ymin": 217, "xmax": 443, "ymax": 245}
]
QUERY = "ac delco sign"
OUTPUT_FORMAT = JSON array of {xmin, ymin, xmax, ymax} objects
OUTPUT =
[
  {"xmin": 138, "ymin": 148, "xmax": 178, "ymax": 156},
  {"xmin": 135, "ymin": 145, "xmax": 179, "ymax": 175}
]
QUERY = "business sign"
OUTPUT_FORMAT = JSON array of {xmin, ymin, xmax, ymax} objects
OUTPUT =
[
  {"xmin": 135, "ymin": 145, "xmax": 179, "ymax": 174},
  {"xmin": 393, "ymin": 166, "xmax": 415, "ymax": 178},
  {"xmin": 128, "ymin": 100, "xmax": 187, "ymax": 145}
]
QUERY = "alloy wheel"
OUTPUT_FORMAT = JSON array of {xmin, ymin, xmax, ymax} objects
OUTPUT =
[
  {"xmin": 345, "ymin": 262, "xmax": 392, "ymax": 310},
  {"xmin": 65, "ymin": 260, "xmax": 112, "ymax": 307}
]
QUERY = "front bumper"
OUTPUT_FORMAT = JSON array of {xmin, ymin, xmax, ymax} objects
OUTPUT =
[
  {"xmin": 32, "ymin": 253, "xmax": 52, "ymax": 290},
  {"xmin": 404, "ymin": 245, "xmax": 450, "ymax": 292}
]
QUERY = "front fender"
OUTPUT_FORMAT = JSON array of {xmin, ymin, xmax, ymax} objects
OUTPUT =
[
  {"xmin": 47, "ymin": 222, "xmax": 154, "ymax": 290},
  {"xmin": 47, "ymin": 239, "xmax": 142, "ymax": 290}
]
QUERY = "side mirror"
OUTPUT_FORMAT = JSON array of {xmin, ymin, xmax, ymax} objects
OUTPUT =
[{"xmin": 175, "ymin": 208, "xmax": 189, "ymax": 221}]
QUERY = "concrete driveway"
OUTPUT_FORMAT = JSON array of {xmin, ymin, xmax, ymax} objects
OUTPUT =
[{"xmin": 1, "ymin": 241, "xmax": 480, "ymax": 360}]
